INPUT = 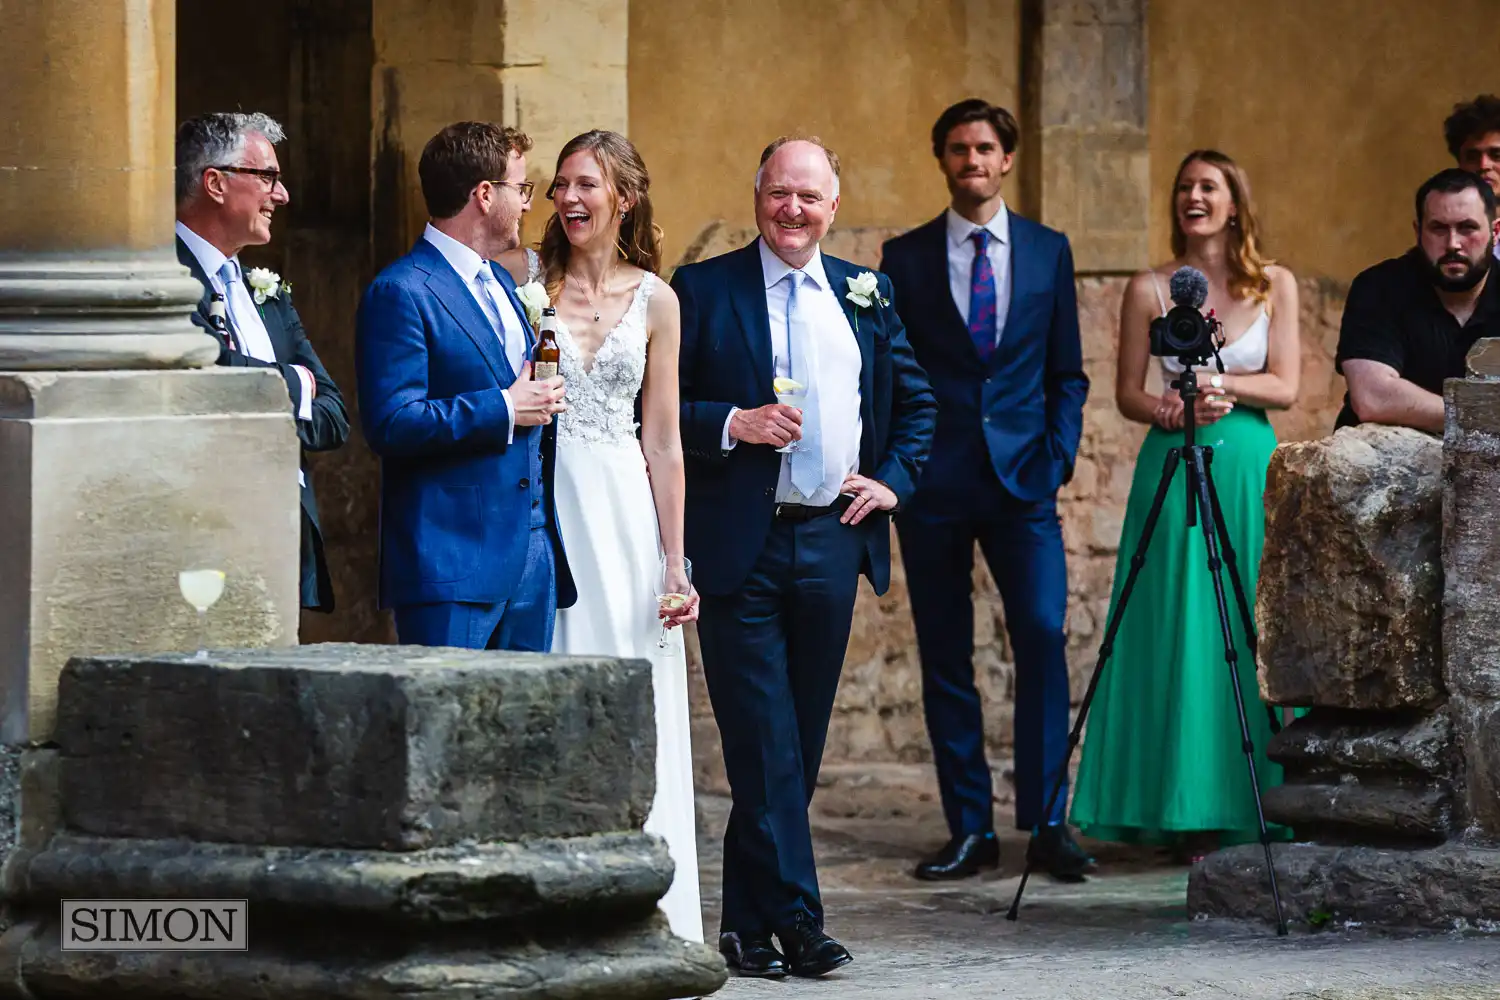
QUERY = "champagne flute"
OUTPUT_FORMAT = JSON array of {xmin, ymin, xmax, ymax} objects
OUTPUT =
[
  {"xmin": 655, "ymin": 555, "xmax": 693, "ymax": 650},
  {"xmin": 773, "ymin": 377, "xmax": 807, "ymax": 454},
  {"xmin": 178, "ymin": 569, "xmax": 226, "ymax": 660}
]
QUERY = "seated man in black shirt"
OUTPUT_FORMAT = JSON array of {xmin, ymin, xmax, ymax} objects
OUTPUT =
[{"xmin": 1335, "ymin": 168, "xmax": 1500, "ymax": 433}]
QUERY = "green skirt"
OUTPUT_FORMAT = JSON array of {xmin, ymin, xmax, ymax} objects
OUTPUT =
[{"xmin": 1068, "ymin": 407, "xmax": 1294, "ymax": 847}]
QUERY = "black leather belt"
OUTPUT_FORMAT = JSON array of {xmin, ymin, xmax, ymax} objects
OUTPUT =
[{"xmin": 774, "ymin": 495, "xmax": 853, "ymax": 522}]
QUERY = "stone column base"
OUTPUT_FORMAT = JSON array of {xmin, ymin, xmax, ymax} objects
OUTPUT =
[
  {"xmin": 0, "ymin": 253, "xmax": 218, "ymax": 370},
  {"xmin": 1188, "ymin": 842, "xmax": 1500, "ymax": 931},
  {"xmin": 0, "ymin": 369, "xmax": 301, "ymax": 746}
]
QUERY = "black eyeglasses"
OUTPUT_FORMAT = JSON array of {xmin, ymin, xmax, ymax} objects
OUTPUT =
[
  {"xmin": 211, "ymin": 165, "xmax": 284, "ymax": 189},
  {"xmin": 489, "ymin": 179, "xmax": 535, "ymax": 200}
]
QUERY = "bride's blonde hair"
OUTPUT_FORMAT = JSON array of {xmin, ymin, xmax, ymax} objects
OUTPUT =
[{"xmin": 539, "ymin": 130, "xmax": 664, "ymax": 301}]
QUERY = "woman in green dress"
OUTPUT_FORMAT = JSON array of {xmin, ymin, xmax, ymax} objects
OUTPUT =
[{"xmin": 1068, "ymin": 150, "xmax": 1302, "ymax": 862}]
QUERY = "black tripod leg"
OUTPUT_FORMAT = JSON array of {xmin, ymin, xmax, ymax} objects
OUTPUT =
[
  {"xmin": 1188, "ymin": 448, "xmax": 1289, "ymax": 936},
  {"xmin": 1202, "ymin": 448, "xmax": 1283, "ymax": 736},
  {"xmin": 1006, "ymin": 446, "xmax": 1185, "ymax": 922}
]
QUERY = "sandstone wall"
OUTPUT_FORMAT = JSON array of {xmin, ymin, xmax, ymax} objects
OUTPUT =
[{"xmin": 680, "ymin": 226, "xmax": 1350, "ymax": 793}]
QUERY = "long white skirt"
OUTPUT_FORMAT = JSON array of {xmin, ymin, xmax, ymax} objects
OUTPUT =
[{"xmin": 551, "ymin": 437, "xmax": 704, "ymax": 943}]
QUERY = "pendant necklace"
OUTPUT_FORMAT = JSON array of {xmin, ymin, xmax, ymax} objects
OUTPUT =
[{"xmin": 571, "ymin": 270, "xmax": 612, "ymax": 323}]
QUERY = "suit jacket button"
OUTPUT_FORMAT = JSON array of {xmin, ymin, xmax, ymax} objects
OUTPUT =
[
  {"xmin": 764, "ymin": 487, "xmax": 774, "ymax": 497},
  {"xmin": 532, "ymin": 499, "xmax": 540, "ymax": 509},
  {"xmin": 519, "ymin": 478, "xmax": 530, "ymax": 488}
]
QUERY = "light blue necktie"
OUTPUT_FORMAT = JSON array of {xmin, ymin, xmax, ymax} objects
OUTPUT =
[
  {"xmin": 475, "ymin": 266, "xmax": 519, "ymax": 372},
  {"xmin": 785, "ymin": 271, "xmax": 824, "ymax": 497}
]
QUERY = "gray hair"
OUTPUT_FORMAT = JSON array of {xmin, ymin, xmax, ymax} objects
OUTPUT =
[{"xmin": 175, "ymin": 112, "xmax": 286, "ymax": 204}]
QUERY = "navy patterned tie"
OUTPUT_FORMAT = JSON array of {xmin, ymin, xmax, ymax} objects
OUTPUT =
[{"xmin": 968, "ymin": 229, "xmax": 997, "ymax": 361}]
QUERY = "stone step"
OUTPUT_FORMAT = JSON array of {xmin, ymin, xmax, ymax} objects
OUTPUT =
[
  {"xmin": 0, "ymin": 915, "xmax": 727, "ymax": 1000},
  {"xmin": 1262, "ymin": 781, "xmax": 1450, "ymax": 842},
  {"xmin": 54, "ymin": 645, "xmax": 656, "ymax": 850},
  {"xmin": 1268, "ymin": 709, "xmax": 1455, "ymax": 779},
  {"xmin": 3, "ymin": 832, "xmax": 672, "ymax": 925},
  {"xmin": 1188, "ymin": 841, "xmax": 1500, "ymax": 931}
]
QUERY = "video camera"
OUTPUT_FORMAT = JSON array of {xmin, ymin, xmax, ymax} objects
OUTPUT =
[{"xmin": 1149, "ymin": 266, "xmax": 1224, "ymax": 366}]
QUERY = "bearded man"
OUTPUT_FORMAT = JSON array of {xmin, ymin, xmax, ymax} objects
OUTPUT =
[{"xmin": 1335, "ymin": 167, "xmax": 1500, "ymax": 433}]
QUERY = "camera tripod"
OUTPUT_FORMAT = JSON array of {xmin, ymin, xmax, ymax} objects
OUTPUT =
[{"xmin": 1005, "ymin": 361, "xmax": 1289, "ymax": 936}]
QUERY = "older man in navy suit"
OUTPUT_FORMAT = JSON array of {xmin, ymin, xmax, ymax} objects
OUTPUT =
[
  {"xmin": 879, "ymin": 99, "xmax": 1094, "ymax": 883},
  {"xmin": 674, "ymin": 136, "xmax": 935, "ymax": 979}
]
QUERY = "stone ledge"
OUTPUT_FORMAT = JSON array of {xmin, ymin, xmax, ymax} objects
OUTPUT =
[
  {"xmin": 1262, "ymin": 782, "xmax": 1450, "ymax": 842},
  {"xmin": 2, "ymin": 832, "xmax": 672, "ymax": 924},
  {"xmin": 1268, "ymin": 710, "xmax": 1455, "ymax": 779},
  {"xmin": 56, "ymin": 646, "xmax": 657, "ymax": 850},
  {"xmin": 0, "ymin": 368, "xmax": 288, "ymax": 419},
  {"xmin": 0, "ymin": 915, "xmax": 728, "ymax": 1000},
  {"xmin": 1188, "ymin": 842, "xmax": 1500, "ymax": 931}
]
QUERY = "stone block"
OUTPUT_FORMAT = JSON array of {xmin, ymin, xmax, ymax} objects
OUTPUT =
[
  {"xmin": 1268, "ymin": 709, "xmax": 1454, "ymax": 779},
  {"xmin": 0, "ymin": 369, "xmax": 300, "ymax": 743},
  {"xmin": 1451, "ymin": 694, "xmax": 1500, "ymax": 838},
  {"xmin": 0, "ymin": 915, "xmax": 727, "ymax": 1000},
  {"xmin": 4, "ymin": 832, "xmax": 672, "ymax": 925},
  {"xmin": 54, "ymin": 646, "xmax": 656, "ymax": 849},
  {"xmin": 1257, "ymin": 425, "xmax": 1444, "ymax": 710},
  {"xmin": 1443, "ymin": 378, "xmax": 1500, "ymax": 701},
  {"xmin": 1467, "ymin": 337, "xmax": 1500, "ymax": 377},
  {"xmin": 1261, "ymin": 781, "xmax": 1449, "ymax": 843},
  {"xmin": 1189, "ymin": 842, "xmax": 1500, "ymax": 931}
]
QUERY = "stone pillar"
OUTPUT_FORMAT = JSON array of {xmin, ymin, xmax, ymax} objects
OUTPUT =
[
  {"xmin": 371, "ymin": 0, "xmax": 629, "ymax": 264},
  {"xmin": 0, "ymin": 0, "xmax": 303, "ymax": 870},
  {"xmin": 1443, "ymin": 377, "xmax": 1500, "ymax": 837},
  {"xmin": 0, "ymin": 0, "xmax": 216, "ymax": 369},
  {"xmin": 1020, "ymin": 0, "xmax": 1150, "ymax": 273}
]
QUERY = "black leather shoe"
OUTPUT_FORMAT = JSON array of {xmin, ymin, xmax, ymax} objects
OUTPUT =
[
  {"xmin": 718, "ymin": 932, "xmax": 788, "ymax": 978},
  {"xmin": 776, "ymin": 913, "xmax": 852, "ymax": 978},
  {"xmin": 913, "ymin": 831, "xmax": 1000, "ymax": 881},
  {"xmin": 1026, "ymin": 824, "xmax": 1096, "ymax": 882}
]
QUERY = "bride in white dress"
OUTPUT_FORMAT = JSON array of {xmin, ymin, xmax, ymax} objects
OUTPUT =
[{"xmin": 501, "ymin": 130, "xmax": 703, "ymax": 943}]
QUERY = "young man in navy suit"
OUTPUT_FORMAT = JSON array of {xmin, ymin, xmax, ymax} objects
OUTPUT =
[
  {"xmin": 356, "ymin": 122, "xmax": 574, "ymax": 651},
  {"xmin": 879, "ymin": 99, "xmax": 1094, "ymax": 882}
]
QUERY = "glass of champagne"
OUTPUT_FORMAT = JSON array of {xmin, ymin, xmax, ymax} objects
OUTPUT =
[
  {"xmin": 773, "ymin": 376, "xmax": 807, "ymax": 454},
  {"xmin": 655, "ymin": 555, "xmax": 693, "ymax": 650},
  {"xmin": 178, "ymin": 569, "xmax": 226, "ymax": 660}
]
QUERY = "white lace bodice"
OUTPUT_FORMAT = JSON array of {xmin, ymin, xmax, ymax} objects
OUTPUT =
[{"xmin": 555, "ymin": 271, "xmax": 656, "ymax": 446}]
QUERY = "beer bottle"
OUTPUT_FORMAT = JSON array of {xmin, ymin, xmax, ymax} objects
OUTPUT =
[{"xmin": 533, "ymin": 306, "xmax": 561, "ymax": 380}]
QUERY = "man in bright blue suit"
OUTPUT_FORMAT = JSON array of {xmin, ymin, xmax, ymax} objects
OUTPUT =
[
  {"xmin": 879, "ymin": 99, "xmax": 1094, "ymax": 883},
  {"xmin": 356, "ymin": 122, "xmax": 574, "ymax": 650},
  {"xmin": 674, "ymin": 136, "xmax": 936, "ymax": 980}
]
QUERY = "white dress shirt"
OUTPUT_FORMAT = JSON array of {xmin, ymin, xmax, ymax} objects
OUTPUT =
[
  {"xmin": 945, "ymin": 202, "xmax": 1012, "ymax": 346},
  {"xmin": 176, "ymin": 221, "xmax": 314, "ymax": 424},
  {"xmin": 723, "ymin": 239, "xmax": 863, "ymax": 507},
  {"xmin": 421, "ymin": 222, "xmax": 523, "ymax": 439}
]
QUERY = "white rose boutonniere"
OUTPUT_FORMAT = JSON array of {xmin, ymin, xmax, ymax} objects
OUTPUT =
[
  {"xmin": 844, "ymin": 271, "xmax": 890, "ymax": 331},
  {"xmin": 515, "ymin": 280, "xmax": 550, "ymax": 330},
  {"xmin": 244, "ymin": 267, "xmax": 286, "ymax": 306}
]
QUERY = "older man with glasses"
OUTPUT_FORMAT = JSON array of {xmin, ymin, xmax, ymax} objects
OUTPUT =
[{"xmin": 174, "ymin": 112, "xmax": 350, "ymax": 616}]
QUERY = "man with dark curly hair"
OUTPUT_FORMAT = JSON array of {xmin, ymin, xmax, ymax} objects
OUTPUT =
[{"xmin": 1444, "ymin": 95, "xmax": 1500, "ymax": 261}]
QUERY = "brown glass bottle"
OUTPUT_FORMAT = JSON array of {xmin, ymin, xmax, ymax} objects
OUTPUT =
[{"xmin": 532, "ymin": 306, "xmax": 560, "ymax": 379}]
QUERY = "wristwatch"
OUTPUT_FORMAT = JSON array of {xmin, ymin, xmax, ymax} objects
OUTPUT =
[{"xmin": 1209, "ymin": 375, "xmax": 1224, "ymax": 390}]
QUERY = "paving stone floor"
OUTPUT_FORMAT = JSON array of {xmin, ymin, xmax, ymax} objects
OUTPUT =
[{"xmin": 691, "ymin": 792, "xmax": 1500, "ymax": 1000}]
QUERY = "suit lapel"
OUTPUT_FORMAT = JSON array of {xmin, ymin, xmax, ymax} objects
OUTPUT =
[
  {"xmin": 415, "ymin": 241, "xmax": 515, "ymax": 386},
  {"xmin": 823, "ymin": 253, "xmax": 877, "ymax": 468},
  {"xmin": 924, "ymin": 217, "xmax": 969, "ymax": 339},
  {"xmin": 176, "ymin": 237, "xmax": 215, "ymax": 323},
  {"xmin": 993, "ymin": 215, "xmax": 1035, "ymax": 369},
  {"xmin": 490, "ymin": 260, "xmax": 536, "ymax": 357},
  {"xmin": 730, "ymin": 241, "xmax": 775, "ymax": 401}
]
